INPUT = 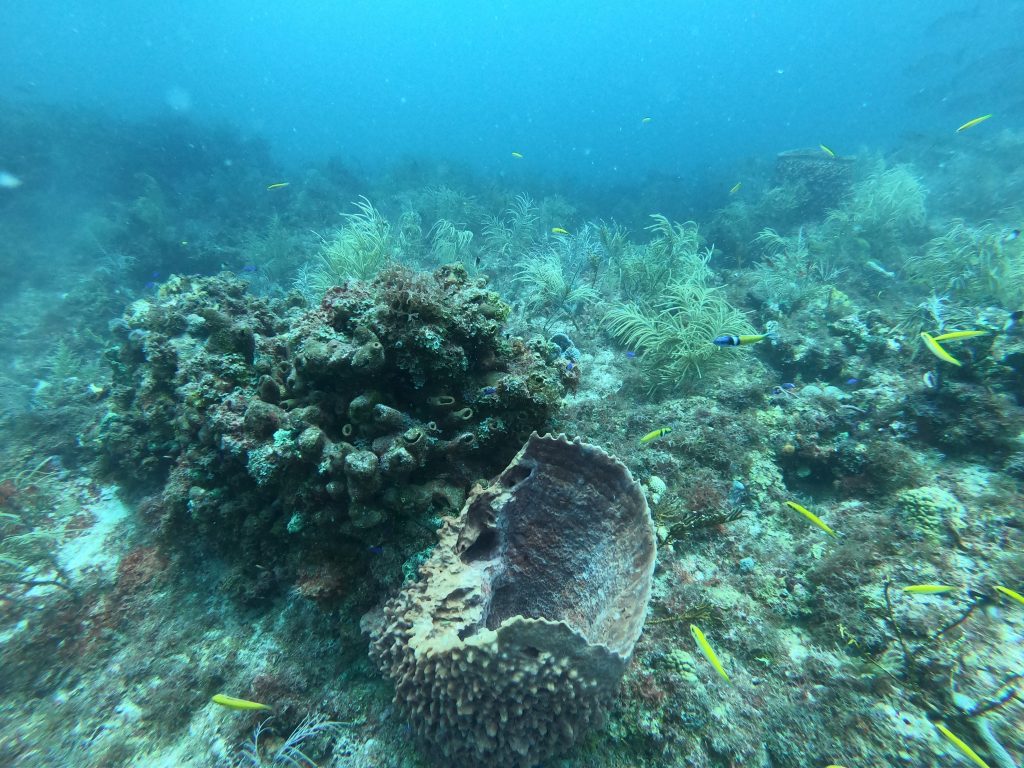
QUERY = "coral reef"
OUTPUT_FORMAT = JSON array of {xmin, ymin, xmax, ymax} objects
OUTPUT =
[
  {"xmin": 368, "ymin": 433, "xmax": 656, "ymax": 767},
  {"xmin": 100, "ymin": 266, "xmax": 568, "ymax": 595}
]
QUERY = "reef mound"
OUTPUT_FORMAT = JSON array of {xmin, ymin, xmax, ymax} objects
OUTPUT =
[{"xmin": 369, "ymin": 432, "xmax": 656, "ymax": 767}]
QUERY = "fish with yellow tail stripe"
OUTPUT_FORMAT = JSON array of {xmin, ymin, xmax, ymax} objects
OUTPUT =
[
  {"xmin": 930, "ymin": 329, "xmax": 988, "ymax": 342},
  {"xmin": 729, "ymin": 182, "xmax": 742, "ymax": 194},
  {"xmin": 511, "ymin": 151, "xmax": 524, "ymax": 159},
  {"xmin": 211, "ymin": 694, "xmax": 272, "ymax": 711},
  {"xmin": 935, "ymin": 723, "xmax": 992, "ymax": 768},
  {"xmin": 920, "ymin": 332, "xmax": 962, "ymax": 366},
  {"xmin": 902, "ymin": 584, "xmax": 957, "ymax": 594},
  {"xmin": 639, "ymin": 427, "xmax": 672, "ymax": 445},
  {"xmin": 690, "ymin": 624, "xmax": 729, "ymax": 682},
  {"xmin": 957, "ymin": 114, "xmax": 992, "ymax": 133},
  {"xmin": 551, "ymin": 227, "xmax": 570, "ymax": 235},
  {"xmin": 994, "ymin": 585, "xmax": 1024, "ymax": 607},
  {"xmin": 785, "ymin": 500, "xmax": 837, "ymax": 537},
  {"xmin": 819, "ymin": 144, "xmax": 836, "ymax": 157},
  {"xmin": 713, "ymin": 333, "xmax": 771, "ymax": 347},
  {"xmin": 266, "ymin": 182, "xmax": 290, "ymax": 190}
]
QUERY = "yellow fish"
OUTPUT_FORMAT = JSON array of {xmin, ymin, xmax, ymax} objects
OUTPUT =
[
  {"xmin": 511, "ymin": 151, "xmax": 524, "ymax": 159},
  {"xmin": 956, "ymin": 114, "xmax": 992, "ymax": 133},
  {"xmin": 551, "ymin": 227, "xmax": 570, "ymax": 235},
  {"xmin": 785, "ymin": 500, "xmax": 837, "ymax": 537},
  {"xmin": 935, "ymin": 723, "xmax": 992, "ymax": 768},
  {"xmin": 994, "ymin": 585, "xmax": 1024, "ymax": 607},
  {"xmin": 729, "ymin": 182, "xmax": 742, "ymax": 194},
  {"xmin": 639, "ymin": 427, "xmax": 672, "ymax": 445},
  {"xmin": 211, "ymin": 694, "xmax": 272, "ymax": 711},
  {"xmin": 266, "ymin": 182, "xmax": 290, "ymax": 190},
  {"xmin": 902, "ymin": 584, "xmax": 957, "ymax": 594},
  {"xmin": 930, "ymin": 330, "xmax": 988, "ymax": 342},
  {"xmin": 819, "ymin": 144, "xmax": 836, "ymax": 157},
  {"xmin": 641, "ymin": 117, "xmax": 652, "ymax": 124},
  {"xmin": 690, "ymin": 624, "xmax": 730, "ymax": 682},
  {"xmin": 920, "ymin": 332, "xmax": 962, "ymax": 366}
]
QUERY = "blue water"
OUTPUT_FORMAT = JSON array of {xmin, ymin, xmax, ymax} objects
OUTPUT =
[{"xmin": 3, "ymin": 0, "xmax": 1020, "ymax": 203}]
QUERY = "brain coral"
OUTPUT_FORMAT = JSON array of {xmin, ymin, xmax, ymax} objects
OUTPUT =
[
  {"xmin": 895, "ymin": 485, "xmax": 966, "ymax": 537},
  {"xmin": 369, "ymin": 433, "xmax": 656, "ymax": 767}
]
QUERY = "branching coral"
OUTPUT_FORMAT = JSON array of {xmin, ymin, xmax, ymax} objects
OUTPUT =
[
  {"xmin": 906, "ymin": 219, "xmax": 1024, "ymax": 309},
  {"xmin": 750, "ymin": 227, "xmax": 845, "ymax": 311},
  {"xmin": 297, "ymin": 197, "xmax": 393, "ymax": 299},
  {"xmin": 482, "ymin": 193, "xmax": 540, "ymax": 261},
  {"xmin": 225, "ymin": 714, "xmax": 349, "ymax": 768},
  {"xmin": 427, "ymin": 219, "xmax": 475, "ymax": 271},
  {"xmin": 613, "ymin": 215, "xmax": 708, "ymax": 302},
  {"xmin": 822, "ymin": 164, "xmax": 929, "ymax": 265},
  {"xmin": 605, "ymin": 254, "xmax": 753, "ymax": 391},
  {"xmin": 513, "ymin": 229, "xmax": 603, "ymax": 329},
  {"xmin": 0, "ymin": 458, "xmax": 78, "ymax": 598}
]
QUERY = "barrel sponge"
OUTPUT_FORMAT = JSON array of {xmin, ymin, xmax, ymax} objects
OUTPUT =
[{"xmin": 369, "ymin": 433, "xmax": 656, "ymax": 767}]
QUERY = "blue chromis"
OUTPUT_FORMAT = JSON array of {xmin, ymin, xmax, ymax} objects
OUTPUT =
[{"xmin": 713, "ymin": 333, "xmax": 770, "ymax": 347}]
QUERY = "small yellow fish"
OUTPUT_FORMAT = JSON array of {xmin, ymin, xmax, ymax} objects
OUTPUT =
[
  {"xmin": 511, "ymin": 151, "xmax": 524, "ymax": 159},
  {"xmin": 713, "ymin": 333, "xmax": 770, "ymax": 347},
  {"xmin": 994, "ymin": 585, "xmax": 1024, "ymax": 607},
  {"xmin": 211, "ymin": 694, "xmax": 272, "ymax": 711},
  {"xmin": 920, "ymin": 332, "xmax": 962, "ymax": 366},
  {"xmin": 551, "ymin": 227, "xmax": 570, "ymax": 235},
  {"xmin": 639, "ymin": 427, "xmax": 672, "ymax": 445},
  {"xmin": 266, "ymin": 182, "xmax": 290, "ymax": 190},
  {"xmin": 785, "ymin": 500, "xmax": 837, "ymax": 537},
  {"xmin": 819, "ymin": 144, "xmax": 836, "ymax": 157},
  {"xmin": 930, "ymin": 330, "xmax": 988, "ymax": 342},
  {"xmin": 641, "ymin": 117, "xmax": 652, "ymax": 124},
  {"xmin": 956, "ymin": 114, "xmax": 992, "ymax": 133},
  {"xmin": 902, "ymin": 584, "xmax": 957, "ymax": 594},
  {"xmin": 935, "ymin": 723, "xmax": 992, "ymax": 768},
  {"xmin": 729, "ymin": 182, "xmax": 742, "ymax": 194},
  {"xmin": 690, "ymin": 624, "xmax": 730, "ymax": 682}
]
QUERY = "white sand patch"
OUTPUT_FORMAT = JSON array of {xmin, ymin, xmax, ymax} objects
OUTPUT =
[
  {"xmin": 58, "ymin": 485, "xmax": 129, "ymax": 581},
  {"xmin": 565, "ymin": 348, "xmax": 623, "ymax": 405}
]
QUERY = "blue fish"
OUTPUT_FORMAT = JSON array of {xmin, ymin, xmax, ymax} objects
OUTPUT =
[
  {"xmin": 482, "ymin": 386, "xmax": 497, "ymax": 395},
  {"xmin": 368, "ymin": 545, "xmax": 383, "ymax": 555},
  {"xmin": 845, "ymin": 378, "xmax": 860, "ymax": 386},
  {"xmin": 241, "ymin": 264, "xmax": 258, "ymax": 273},
  {"xmin": 626, "ymin": 351, "xmax": 637, "ymax": 359}
]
